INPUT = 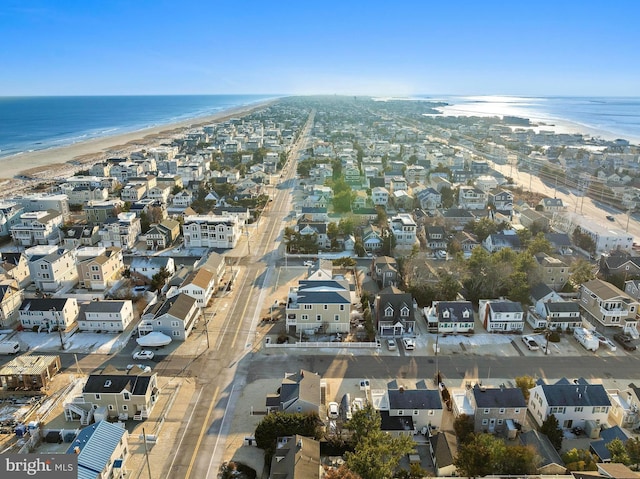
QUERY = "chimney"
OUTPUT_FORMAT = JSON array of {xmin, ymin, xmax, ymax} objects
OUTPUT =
[{"xmin": 399, "ymin": 386, "xmax": 405, "ymax": 393}]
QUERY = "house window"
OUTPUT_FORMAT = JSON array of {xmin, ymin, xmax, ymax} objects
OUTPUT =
[
  {"xmin": 95, "ymin": 394, "xmax": 101, "ymax": 400},
  {"xmin": 340, "ymin": 305, "xmax": 345, "ymax": 311},
  {"xmin": 413, "ymin": 410, "xmax": 419, "ymax": 415},
  {"xmin": 172, "ymin": 331, "xmax": 180, "ymax": 336},
  {"xmin": 301, "ymin": 315, "xmax": 308, "ymax": 320},
  {"xmin": 108, "ymin": 405, "xmax": 114, "ymax": 411},
  {"xmin": 482, "ymin": 419, "xmax": 488, "ymax": 425},
  {"xmin": 428, "ymin": 410, "xmax": 435, "ymax": 416},
  {"xmin": 499, "ymin": 408, "xmax": 505, "ymax": 414},
  {"xmin": 514, "ymin": 408, "xmax": 520, "ymax": 414},
  {"xmin": 575, "ymin": 406, "xmax": 583, "ymax": 412},
  {"xmin": 324, "ymin": 305, "xmax": 328, "ymax": 310},
  {"xmin": 316, "ymin": 315, "xmax": 322, "ymax": 321},
  {"xmin": 171, "ymin": 321, "xmax": 180, "ymax": 327},
  {"xmin": 497, "ymin": 419, "xmax": 503, "ymax": 425},
  {"xmin": 397, "ymin": 410, "xmax": 404, "ymax": 415},
  {"xmin": 123, "ymin": 392, "xmax": 130, "ymax": 400},
  {"xmin": 484, "ymin": 408, "xmax": 490, "ymax": 414},
  {"xmin": 334, "ymin": 315, "xmax": 340, "ymax": 321},
  {"xmin": 304, "ymin": 305, "xmax": 312, "ymax": 310},
  {"xmin": 122, "ymin": 405, "xmax": 128, "ymax": 411}
]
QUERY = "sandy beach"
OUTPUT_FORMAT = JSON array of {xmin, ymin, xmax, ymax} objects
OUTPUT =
[{"xmin": 0, "ymin": 99, "xmax": 277, "ymax": 183}]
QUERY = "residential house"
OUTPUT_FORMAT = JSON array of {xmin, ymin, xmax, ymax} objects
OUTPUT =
[
  {"xmin": 528, "ymin": 284, "xmax": 581, "ymax": 330},
  {"xmin": 528, "ymin": 377, "xmax": 611, "ymax": 429},
  {"xmin": 590, "ymin": 426, "xmax": 632, "ymax": 463},
  {"xmin": 85, "ymin": 200, "xmax": 122, "ymax": 224},
  {"xmin": 65, "ymin": 369, "xmax": 159, "ymax": 422},
  {"xmin": 171, "ymin": 190, "xmax": 193, "ymax": 208},
  {"xmin": 490, "ymin": 190, "xmax": 514, "ymax": 212},
  {"xmin": 76, "ymin": 247, "xmax": 124, "ymax": 290},
  {"xmin": 199, "ymin": 252, "xmax": 226, "ymax": 287},
  {"xmin": 371, "ymin": 256, "xmax": 399, "ymax": 289},
  {"xmin": 63, "ymin": 186, "xmax": 109, "ymax": 205},
  {"xmin": 426, "ymin": 226, "xmax": 447, "ymax": 251},
  {"xmin": 0, "ymin": 355, "xmax": 61, "ymax": 392},
  {"xmin": 534, "ymin": 252, "xmax": 569, "ymax": 291},
  {"xmin": 479, "ymin": 299, "xmax": 525, "ymax": 332},
  {"xmin": 458, "ymin": 186, "xmax": 487, "ymax": 210},
  {"xmin": 300, "ymin": 207, "xmax": 328, "ymax": 222},
  {"xmin": 453, "ymin": 230, "xmax": 480, "ymax": 257},
  {"xmin": 415, "ymin": 187, "xmax": 442, "ymax": 211},
  {"xmin": 440, "ymin": 209, "xmax": 476, "ymax": 231},
  {"xmin": 483, "ymin": 232, "xmax": 522, "ymax": 252},
  {"xmin": 130, "ymin": 256, "xmax": 176, "ymax": 281},
  {"xmin": 145, "ymin": 218, "xmax": 180, "ymax": 250},
  {"xmin": 67, "ymin": 421, "xmax": 129, "ymax": 479},
  {"xmin": 62, "ymin": 224, "xmax": 101, "ymax": 248},
  {"xmin": 538, "ymin": 197, "xmax": 566, "ymax": 212},
  {"xmin": 380, "ymin": 381, "xmax": 444, "ymax": 431},
  {"xmin": 371, "ymin": 186, "xmax": 390, "ymax": 206},
  {"xmin": 285, "ymin": 279, "xmax": 351, "ymax": 334},
  {"xmin": 545, "ymin": 232, "xmax": 573, "ymax": 255},
  {"xmin": 147, "ymin": 185, "xmax": 171, "ymax": 203},
  {"xmin": 178, "ymin": 267, "xmax": 216, "ymax": 308},
  {"xmin": 0, "ymin": 252, "xmax": 31, "ymax": 288},
  {"xmin": 121, "ymin": 183, "xmax": 147, "ymax": 202},
  {"xmin": 138, "ymin": 293, "xmax": 200, "ymax": 340},
  {"xmin": 361, "ymin": 225, "xmax": 383, "ymax": 252},
  {"xmin": 265, "ymin": 370, "xmax": 321, "ymax": 415},
  {"xmin": 475, "ymin": 175, "xmax": 499, "ymax": 193},
  {"xmin": 269, "ymin": 435, "xmax": 322, "ymax": 479},
  {"xmin": 425, "ymin": 301, "xmax": 474, "ymax": 334},
  {"xmin": 26, "ymin": 246, "xmax": 78, "ymax": 292},
  {"xmin": 519, "ymin": 208, "xmax": 550, "ymax": 231},
  {"xmin": 0, "ymin": 277, "xmax": 23, "ymax": 328},
  {"xmin": 182, "ymin": 214, "xmax": 241, "ymax": 249},
  {"xmin": 0, "ymin": 201, "xmax": 24, "ymax": 237},
  {"xmin": 296, "ymin": 219, "xmax": 329, "ymax": 249},
  {"xmin": 11, "ymin": 210, "xmax": 63, "ymax": 246},
  {"xmin": 375, "ymin": 287, "xmax": 416, "ymax": 337},
  {"xmin": 389, "ymin": 214, "xmax": 417, "ymax": 247},
  {"xmin": 607, "ymin": 383, "xmax": 640, "ymax": 428},
  {"xmin": 579, "ymin": 279, "xmax": 639, "ymax": 336},
  {"xmin": 519, "ymin": 430, "xmax": 566, "ymax": 475},
  {"xmin": 79, "ymin": 300, "xmax": 134, "ymax": 332},
  {"xmin": 19, "ymin": 297, "xmax": 79, "ymax": 331},
  {"xmin": 15, "ymin": 193, "xmax": 70, "ymax": 219},
  {"xmin": 600, "ymin": 251, "xmax": 640, "ymax": 280},
  {"xmin": 99, "ymin": 212, "xmax": 142, "ymax": 250},
  {"xmin": 465, "ymin": 384, "xmax": 527, "ymax": 434}
]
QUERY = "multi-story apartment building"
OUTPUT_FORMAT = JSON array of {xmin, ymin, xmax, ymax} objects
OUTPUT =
[
  {"xmin": 579, "ymin": 279, "xmax": 639, "ymax": 336},
  {"xmin": 10, "ymin": 210, "xmax": 63, "ymax": 246},
  {"xmin": 182, "ymin": 214, "xmax": 241, "ymax": 249}
]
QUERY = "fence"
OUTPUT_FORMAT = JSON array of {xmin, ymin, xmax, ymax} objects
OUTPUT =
[{"xmin": 265, "ymin": 341, "xmax": 379, "ymax": 349}]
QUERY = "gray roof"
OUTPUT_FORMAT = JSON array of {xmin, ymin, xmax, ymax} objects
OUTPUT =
[
  {"xmin": 20, "ymin": 298, "xmax": 73, "ymax": 312},
  {"xmin": 379, "ymin": 410, "xmax": 414, "ymax": 432},
  {"xmin": 590, "ymin": 426, "xmax": 630, "ymax": 461},
  {"xmin": 538, "ymin": 379, "xmax": 611, "ymax": 407},
  {"xmin": 489, "ymin": 300, "xmax": 523, "ymax": 313},
  {"xmin": 435, "ymin": 301, "xmax": 474, "ymax": 323},
  {"xmin": 83, "ymin": 300, "xmax": 129, "ymax": 313},
  {"xmin": 269, "ymin": 435, "xmax": 321, "ymax": 479},
  {"xmin": 530, "ymin": 283, "xmax": 554, "ymax": 302},
  {"xmin": 545, "ymin": 301, "xmax": 580, "ymax": 313},
  {"xmin": 519, "ymin": 430, "xmax": 564, "ymax": 468},
  {"xmin": 472, "ymin": 385, "xmax": 526, "ymax": 408},
  {"xmin": 545, "ymin": 232, "xmax": 572, "ymax": 247},
  {"xmin": 430, "ymin": 432, "xmax": 455, "ymax": 468},
  {"xmin": 388, "ymin": 389, "xmax": 442, "ymax": 410},
  {"xmin": 83, "ymin": 372, "xmax": 153, "ymax": 396},
  {"xmin": 67, "ymin": 421, "xmax": 127, "ymax": 479}
]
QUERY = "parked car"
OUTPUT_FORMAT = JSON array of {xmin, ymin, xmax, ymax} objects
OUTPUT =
[
  {"xmin": 387, "ymin": 338, "xmax": 397, "ymax": 351},
  {"xmin": 303, "ymin": 261, "xmax": 314, "ymax": 267},
  {"xmin": 133, "ymin": 350, "xmax": 155, "ymax": 360},
  {"xmin": 328, "ymin": 402, "xmax": 340, "ymax": 419},
  {"xmin": 613, "ymin": 333, "xmax": 637, "ymax": 351},
  {"xmin": 126, "ymin": 364, "xmax": 152, "ymax": 373},
  {"xmin": 522, "ymin": 335, "xmax": 540, "ymax": 351},
  {"xmin": 606, "ymin": 215, "xmax": 615, "ymax": 222},
  {"xmin": 402, "ymin": 338, "xmax": 416, "ymax": 350}
]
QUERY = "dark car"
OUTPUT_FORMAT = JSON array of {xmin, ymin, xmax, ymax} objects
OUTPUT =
[
  {"xmin": 606, "ymin": 215, "xmax": 615, "ymax": 222},
  {"xmin": 613, "ymin": 333, "xmax": 637, "ymax": 351}
]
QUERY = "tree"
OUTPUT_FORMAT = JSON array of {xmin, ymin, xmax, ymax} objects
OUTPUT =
[
  {"xmin": 440, "ymin": 186, "xmax": 455, "ymax": 208},
  {"xmin": 150, "ymin": 267, "xmax": 171, "ymax": 291},
  {"xmin": 453, "ymin": 414, "xmax": 475, "ymax": 444},
  {"xmin": 437, "ymin": 273, "xmax": 461, "ymax": 301},
  {"xmin": 506, "ymin": 271, "xmax": 531, "ymax": 305},
  {"xmin": 254, "ymin": 412, "xmax": 322, "ymax": 460},
  {"xmin": 498, "ymin": 444, "xmax": 538, "ymax": 475},
  {"xmin": 570, "ymin": 259, "xmax": 596, "ymax": 286},
  {"xmin": 345, "ymin": 430, "xmax": 415, "ymax": 479},
  {"xmin": 333, "ymin": 189, "xmax": 353, "ymax": 213},
  {"xmin": 324, "ymin": 465, "xmax": 362, "ymax": 479},
  {"xmin": 606, "ymin": 438, "xmax": 631, "ymax": 465},
  {"xmin": 527, "ymin": 232, "xmax": 553, "ymax": 256},
  {"xmin": 454, "ymin": 434, "xmax": 495, "ymax": 478},
  {"xmin": 562, "ymin": 448, "xmax": 598, "ymax": 471},
  {"xmin": 515, "ymin": 376, "xmax": 535, "ymax": 401},
  {"xmin": 346, "ymin": 404, "xmax": 380, "ymax": 446},
  {"xmin": 540, "ymin": 414, "xmax": 563, "ymax": 451},
  {"xmin": 572, "ymin": 228, "xmax": 596, "ymax": 254},
  {"xmin": 626, "ymin": 437, "xmax": 640, "ymax": 469}
]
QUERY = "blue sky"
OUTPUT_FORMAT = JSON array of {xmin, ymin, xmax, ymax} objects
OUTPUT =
[{"xmin": 1, "ymin": 0, "xmax": 639, "ymax": 96}]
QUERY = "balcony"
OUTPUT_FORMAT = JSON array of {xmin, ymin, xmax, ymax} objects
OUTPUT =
[{"xmin": 138, "ymin": 322, "xmax": 154, "ymax": 333}]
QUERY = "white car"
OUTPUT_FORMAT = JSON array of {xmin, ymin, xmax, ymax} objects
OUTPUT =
[
  {"xmin": 402, "ymin": 338, "xmax": 416, "ymax": 350},
  {"xmin": 303, "ymin": 261, "xmax": 314, "ymax": 267},
  {"xmin": 126, "ymin": 364, "xmax": 152, "ymax": 373},
  {"xmin": 133, "ymin": 350, "xmax": 154, "ymax": 360},
  {"xmin": 328, "ymin": 402, "xmax": 340, "ymax": 419},
  {"xmin": 387, "ymin": 338, "xmax": 397, "ymax": 351},
  {"xmin": 522, "ymin": 336, "xmax": 540, "ymax": 351}
]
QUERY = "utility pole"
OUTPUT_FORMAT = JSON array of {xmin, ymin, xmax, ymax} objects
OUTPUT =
[{"xmin": 142, "ymin": 428, "xmax": 152, "ymax": 479}]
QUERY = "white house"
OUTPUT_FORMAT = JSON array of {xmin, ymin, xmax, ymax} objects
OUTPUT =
[
  {"xmin": 389, "ymin": 214, "xmax": 417, "ymax": 247},
  {"xmin": 182, "ymin": 214, "xmax": 241, "ymax": 249},
  {"xmin": 25, "ymin": 245, "xmax": 78, "ymax": 292},
  {"xmin": 528, "ymin": 377, "xmax": 612, "ymax": 429},
  {"xmin": 178, "ymin": 267, "xmax": 216, "ymax": 308},
  {"xmin": 129, "ymin": 256, "xmax": 175, "ymax": 281},
  {"xmin": 19, "ymin": 297, "xmax": 79, "ymax": 331},
  {"xmin": 479, "ymin": 299, "xmax": 524, "ymax": 332},
  {"xmin": 79, "ymin": 300, "xmax": 134, "ymax": 332}
]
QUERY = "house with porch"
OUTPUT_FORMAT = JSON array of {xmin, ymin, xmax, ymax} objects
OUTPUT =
[
  {"xmin": 19, "ymin": 297, "xmax": 79, "ymax": 331},
  {"xmin": 375, "ymin": 287, "xmax": 416, "ymax": 337},
  {"xmin": 65, "ymin": 369, "xmax": 159, "ymax": 423},
  {"xmin": 579, "ymin": 279, "xmax": 639, "ymax": 337},
  {"xmin": 285, "ymin": 279, "xmax": 351, "ymax": 334},
  {"xmin": 138, "ymin": 293, "xmax": 200, "ymax": 341}
]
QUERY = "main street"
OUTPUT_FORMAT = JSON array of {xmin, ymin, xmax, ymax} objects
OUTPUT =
[{"xmin": 161, "ymin": 110, "xmax": 316, "ymax": 479}]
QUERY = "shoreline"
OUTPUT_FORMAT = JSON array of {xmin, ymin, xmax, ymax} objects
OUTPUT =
[{"xmin": 0, "ymin": 99, "xmax": 278, "ymax": 182}]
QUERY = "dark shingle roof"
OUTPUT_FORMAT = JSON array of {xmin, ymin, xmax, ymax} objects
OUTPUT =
[
  {"xmin": 489, "ymin": 300, "xmax": 523, "ymax": 313},
  {"xmin": 435, "ymin": 301, "xmax": 474, "ymax": 323},
  {"xmin": 472, "ymin": 385, "xmax": 526, "ymax": 408},
  {"xmin": 83, "ymin": 372, "xmax": 152, "ymax": 396},
  {"xmin": 540, "ymin": 380, "xmax": 611, "ymax": 407},
  {"xmin": 379, "ymin": 410, "xmax": 414, "ymax": 432},
  {"xmin": 20, "ymin": 298, "xmax": 73, "ymax": 312},
  {"xmin": 388, "ymin": 389, "xmax": 442, "ymax": 410},
  {"xmin": 530, "ymin": 283, "xmax": 554, "ymax": 302}
]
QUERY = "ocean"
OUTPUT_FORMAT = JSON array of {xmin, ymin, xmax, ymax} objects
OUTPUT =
[
  {"xmin": 0, "ymin": 94, "xmax": 278, "ymax": 159},
  {"xmin": 427, "ymin": 95, "xmax": 640, "ymax": 145}
]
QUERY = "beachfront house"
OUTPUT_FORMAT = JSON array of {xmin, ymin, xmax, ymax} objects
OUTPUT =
[{"xmin": 10, "ymin": 210, "xmax": 63, "ymax": 246}]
